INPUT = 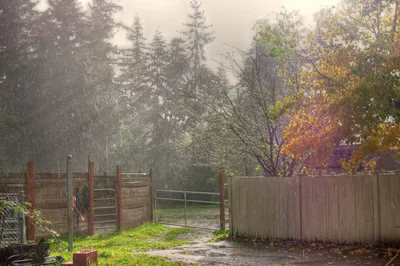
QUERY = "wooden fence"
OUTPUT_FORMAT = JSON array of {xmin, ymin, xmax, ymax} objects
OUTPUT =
[
  {"xmin": 0, "ymin": 161, "xmax": 153, "ymax": 240},
  {"xmin": 229, "ymin": 174, "xmax": 400, "ymax": 244}
]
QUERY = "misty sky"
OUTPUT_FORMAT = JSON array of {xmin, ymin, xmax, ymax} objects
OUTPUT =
[{"xmin": 39, "ymin": 0, "xmax": 339, "ymax": 69}]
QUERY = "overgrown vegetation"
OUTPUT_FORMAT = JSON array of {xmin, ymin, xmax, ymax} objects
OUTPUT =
[
  {"xmin": 0, "ymin": 199, "xmax": 59, "ymax": 244},
  {"xmin": 50, "ymin": 223, "xmax": 194, "ymax": 265}
]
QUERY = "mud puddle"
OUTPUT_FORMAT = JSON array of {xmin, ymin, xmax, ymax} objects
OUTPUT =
[{"xmin": 141, "ymin": 229, "xmax": 390, "ymax": 266}]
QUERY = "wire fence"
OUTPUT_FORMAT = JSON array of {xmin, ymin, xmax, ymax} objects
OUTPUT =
[
  {"xmin": 155, "ymin": 189, "xmax": 228, "ymax": 230},
  {"xmin": 0, "ymin": 192, "xmax": 25, "ymax": 247}
]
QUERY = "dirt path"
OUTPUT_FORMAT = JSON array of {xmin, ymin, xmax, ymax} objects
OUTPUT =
[{"xmin": 143, "ymin": 229, "xmax": 390, "ymax": 266}]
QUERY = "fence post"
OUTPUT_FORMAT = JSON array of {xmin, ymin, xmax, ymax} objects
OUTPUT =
[
  {"xmin": 228, "ymin": 175, "xmax": 233, "ymax": 236},
  {"xmin": 88, "ymin": 161, "xmax": 95, "ymax": 236},
  {"xmin": 116, "ymin": 166, "xmax": 122, "ymax": 231},
  {"xmin": 19, "ymin": 191, "xmax": 26, "ymax": 244},
  {"xmin": 219, "ymin": 168, "xmax": 225, "ymax": 231},
  {"xmin": 149, "ymin": 169, "xmax": 154, "ymax": 222},
  {"xmin": 27, "ymin": 160, "xmax": 35, "ymax": 241},
  {"xmin": 246, "ymin": 166, "xmax": 251, "ymax": 177},
  {"xmin": 184, "ymin": 193, "xmax": 187, "ymax": 226},
  {"xmin": 67, "ymin": 155, "xmax": 73, "ymax": 252}
]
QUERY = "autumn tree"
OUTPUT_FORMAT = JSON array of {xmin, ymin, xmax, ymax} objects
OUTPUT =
[{"xmin": 282, "ymin": 0, "xmax": 400, "ymax": 172}]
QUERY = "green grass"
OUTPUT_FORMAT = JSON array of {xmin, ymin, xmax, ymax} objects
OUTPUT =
[
  {"xmin": 165, "ymin": 228, "xmax": 192, "ymax": 241},
  {"xmin": 210, "ymin": 229, "xmax": 230, "ymax": 242},
  {"xmin": 50, "ymin": 223, "xmax": 194, "ymax": 265}
]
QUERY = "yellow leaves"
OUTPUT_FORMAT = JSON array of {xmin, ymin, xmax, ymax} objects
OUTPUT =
[
  {"xmin": 360, "ymin": 122, "xmax": 400, "ymax": 155},
  {"xmin": 364, "ymin": 160, "xmax": 377, "ymax": 170},
  {"xmin": 282, "ymin": 92, "xmax": 341, "ymax": 168},
  {"xmin": 278, "ymin": 2, "xmax": 400, "ymax": 169},
  {"xmin": 255, "ymin": 165, "xmax": 261, "ymax": 173},
  {"xmin": 340, "ymin": 152, "xmax": 365, "ymax": 173}
]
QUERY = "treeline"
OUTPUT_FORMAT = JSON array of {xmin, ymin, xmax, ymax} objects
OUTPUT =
[{"xmin": 0, "ymin": 0, "xmax": 248, "ymax": 190}]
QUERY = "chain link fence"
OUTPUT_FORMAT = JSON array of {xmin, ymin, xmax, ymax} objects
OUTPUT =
[{"xmin": 0, "ymin": 193, "xmax": 25, "ymax": 247}]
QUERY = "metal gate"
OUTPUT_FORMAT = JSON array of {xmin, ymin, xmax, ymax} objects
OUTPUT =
[
  {"xmin": 155, "ymin": 189, "xmax": 227, "ymax": 230},
  {"xmin": 93, "ymin": 188, "xmax": 117, "ymax": 234},
  {"xmin": 0, "ymin": 193, "xmax": 25, "ymax": 246}
]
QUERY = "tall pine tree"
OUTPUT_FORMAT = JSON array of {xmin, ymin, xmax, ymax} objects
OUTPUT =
[
  {"xmin": 84, "ymin": 0, "xmax": 122, "ymax": 171},
  {"xmin": 180, "ymin": 0, "xmax": 215, "ymax": 120},
  {"xmin": 0, "ymin": 0, "xmax": 39, "ymax": 170},
  {"xmin": 144, "ymin": 29, "xmax": 172, "ymax": 186},
  {"xmin": 31, "ymin": 0, "xmax": 89, "ymax": 170},
  {"xmin": 178, "ymin": 0, "xmax": 219, "ymax": 189},
  {"xmin": 118, "ymin": 15, "xmax": 147, "ymax": 112}
]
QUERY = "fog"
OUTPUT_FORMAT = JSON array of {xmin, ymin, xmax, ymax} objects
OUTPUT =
[
  {"xmin": 121, "ymin": 0, "xmax": 336, "ymax": 63},
  {"xmin": 39, "ymin": 0, "xmax": 339, "ymax": 69}
]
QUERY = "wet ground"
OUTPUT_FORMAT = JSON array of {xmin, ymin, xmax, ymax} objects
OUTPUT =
[{"xmin": 143, "ymin": 229, "xmax": 393, "ymax": 266}]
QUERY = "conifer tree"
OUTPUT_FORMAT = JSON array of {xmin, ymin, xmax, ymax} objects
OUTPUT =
[
  {"xmin": 118, "ymin": 15, "xmax": 147, "ymax": 111},
  {"xmin": 0, "ymin": 0, "xmax": 39, "ymax": 170}
]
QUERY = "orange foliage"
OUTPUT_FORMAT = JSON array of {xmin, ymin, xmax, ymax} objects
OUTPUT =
[{"xmin": 282, "ymin": 93, "xmax": 341, "ymax": 168}]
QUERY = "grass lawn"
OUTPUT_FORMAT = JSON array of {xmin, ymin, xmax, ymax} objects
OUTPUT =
[{"xmin": 50, "ymin": 223, "xmax": 195, "ymax": 265}]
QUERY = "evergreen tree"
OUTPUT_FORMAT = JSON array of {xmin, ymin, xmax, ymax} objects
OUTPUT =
[
  {"xmin": 118, "ymin": 15, "xmax": 147, "ymax": 111},
  {"xmin": 172, "ymin": 1, "xmax": 218, "ymax": 188},
  {"xmin": 84, "ymin": 0, "xmax": 122, "ymax": 171},
  {"xmin": 0, "ymin": 0, "xmax": 39, "ymax": 170},
  {"xmin": 30, "ymin": 0, "xmax": 89, "ymax": 170},
  {"xmin": 167, "ymin": 37, "xmax": 188, "ymax": 87},
  {"xmin": 180, "ymin": 0, "xmax": 215, "ymax": 119},
  {"xmin": 144, "ymin": 29, "xmax": 168, "ymax": 112},
  {"xmin": 145, "ymin": 29, "xmax": 181, "ymax": 187},
  {"xmin": 182, "ymin": 0, "xmax": 215, "ymax": 71},
  {"xmin": 166, "ymin": 37, "xmax": 189, "ymax": 122},
  {"xmin": 113, "ymin": 14, "xmax": 149, "ymax": 173}
]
